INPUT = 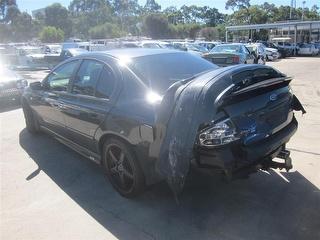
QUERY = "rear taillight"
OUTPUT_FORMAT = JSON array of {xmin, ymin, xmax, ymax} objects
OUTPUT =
[
  {"xmin": 198, "ymin": 119, "xmax": 239, "ymax": 147},
  {"xmin": 232, "ymin": 56, "xmax": 240, "ymax": 63}
]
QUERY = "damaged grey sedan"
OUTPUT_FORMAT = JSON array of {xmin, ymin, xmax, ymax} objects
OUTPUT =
[{"xmin": 22, "ymin": 49, "xmax": 306, "ymax": 198}]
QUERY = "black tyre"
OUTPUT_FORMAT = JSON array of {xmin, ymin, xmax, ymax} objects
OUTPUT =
[
  {"xmin": 22, "ymin": 100, "xmax": 40, "ymax": 134},
  {"xmin": 102, "ymin": 138, "xmax": 145, "ymax": 198}
]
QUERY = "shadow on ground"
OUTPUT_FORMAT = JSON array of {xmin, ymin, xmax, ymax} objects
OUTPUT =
[
  {"xmin": 0, "ymin": 100, "xmax": 21, "ymax": 113},
  {"xmin": 19, "ymin": 129, "xmax": 320, "ymax": 240}
]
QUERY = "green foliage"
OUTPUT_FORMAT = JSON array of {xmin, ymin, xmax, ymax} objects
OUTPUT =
[
  {"xmin": 144, "ymin": 0, "xmax": 161, "ymax": 13},
  {"xmin": 225, "ymin": 0, "xmax": 250, "ymax": 11},
  {"xmin": 0, "ymin": 0, "xmax": 16, "ymax": 20},
  {"xmin": 0, "ymin": 0, "xmax": 320, "ymax": 43},
  {"xmin": 199, "ymin": 27, "xmax": 219, "ymax": 40},
  {"xmin": 143, "ymin": 13, "xmax": 170, "ymax": 39},
  {"xmin": 89, "ymin": 22, "xmax": 123, "ymax": 39},
  {"xmin": 39, "ymin": 26, "xmax": 64, "ymax": 43},
  {"xmin": 44, "ymin": 3, "xmax": 72, "ymax": 37}
]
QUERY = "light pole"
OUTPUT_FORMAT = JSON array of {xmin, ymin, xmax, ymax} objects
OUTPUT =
[{"xmin": 302, "ymin": 1, "xmax": 306, "ymax": 21}]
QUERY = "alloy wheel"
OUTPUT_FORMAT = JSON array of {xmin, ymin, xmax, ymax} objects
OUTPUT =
[{"xmin": 105, "ymin": 144, "xmax": 135, "ymax": 193}]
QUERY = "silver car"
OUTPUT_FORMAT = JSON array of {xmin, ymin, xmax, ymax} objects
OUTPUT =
[{"xmin": 203, "ymin": 43, "xmax": 256, "ymax": 67}]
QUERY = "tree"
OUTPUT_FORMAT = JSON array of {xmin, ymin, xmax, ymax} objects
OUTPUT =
[
  {"xmin": 111, "ymin": 0, "xmax": 141, "ymax": 33},
  {"xmin": 39, "ymin": 26, "xmax": 64, "ymax": 43},
  {"xmin": 11, "ymin": 12, "xmax": 38, "ymax": 41},
  {"xmin": 225, "ymin": 0, "xmax": 250, "ymax": 11},
  {"xmin": 144, "ymin": 0, "xmax": 161, "ymax": 13},
  {"xmin": 4, "ymin": 4, "xmax": 19, "ymax": 22},
  {"xmin": 143, "ymin": 14, "xmax": 170, "ymax": 39},
  {"xmin": 45, "ymin": 3, "xmax": 72, "ymax": 37},
  {"xmin": 89, "ymin": 22, "xmax": 122, "ymax": 38},
  {"xmin": 70, "ymin": 1, "xmax": 114, "ymax": 38},
  {"xmin": 202, "ymin": 7, "xmax": 225, "ymax": 26},
  {"xmin": 163, "ymin": 6, "xmax": 183, "ymax": 24},
  {"xmin": 0, "ymin": 0, "xmax": 16, "ymax": 21},
  {"xmin": 69, "ymin": 0, "xmax": 110, "ymax": 16},
  {"xmin": 199, "ymin": 27, "xmax": 219, "ymax": 40}
]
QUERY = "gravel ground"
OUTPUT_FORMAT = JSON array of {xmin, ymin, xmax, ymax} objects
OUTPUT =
[{"xmin": 1, "ymin": 57, "xmax": 319, "ymax": 240}]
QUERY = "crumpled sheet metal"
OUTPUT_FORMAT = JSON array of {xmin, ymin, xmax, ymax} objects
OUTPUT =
[{"xmin": 150, "ymin": 68, "xmax": 232, "ymax": 195}]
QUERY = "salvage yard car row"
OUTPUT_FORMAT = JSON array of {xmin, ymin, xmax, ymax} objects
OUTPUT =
[{"xmin": 0, "ymin": 38, "xmax": 319, "ymax": 71}]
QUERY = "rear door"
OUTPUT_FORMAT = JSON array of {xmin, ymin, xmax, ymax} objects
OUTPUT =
[{"xmin": 61, "ymin": 59, "xmax": 119, "ymax": 151}]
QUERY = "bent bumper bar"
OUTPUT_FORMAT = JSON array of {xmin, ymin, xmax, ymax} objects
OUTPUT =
[{"xmin": 195, "ymin": 117, "xmax": 298, "ymax": 173}]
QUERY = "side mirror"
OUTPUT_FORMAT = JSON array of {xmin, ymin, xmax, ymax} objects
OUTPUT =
[{"xmin": 29, "ymin": 81, "xmax": 43, "ymax": 90}]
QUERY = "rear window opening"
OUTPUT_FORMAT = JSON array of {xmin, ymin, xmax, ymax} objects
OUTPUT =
[
  {"xmin": 231, "ymin": 67, "xmax": 284, "ymax": 92},
  {"xmin": 216, "ymin": 67, "xmax": 291, "ymax": 109}
]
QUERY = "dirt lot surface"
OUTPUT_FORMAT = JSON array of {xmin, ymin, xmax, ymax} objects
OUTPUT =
[{"xmin": 1, "ymin": 57, "xmax": 319, "ymax": 240}]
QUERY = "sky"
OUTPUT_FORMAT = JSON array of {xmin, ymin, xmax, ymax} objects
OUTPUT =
[{"xmin": 17, "ymin": 0, "xmax": 319, "ymax": 14}]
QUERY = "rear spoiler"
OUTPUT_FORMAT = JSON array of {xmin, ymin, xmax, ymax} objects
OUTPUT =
[{"xmin": 215, "ymin": 76, "xmax": 293, "ymax": 109}]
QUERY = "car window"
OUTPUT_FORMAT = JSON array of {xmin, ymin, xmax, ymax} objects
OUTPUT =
[
  {"xmin": 72, "ymin": 60, "xmax": 104, "ymax": 96},
  {"xmin": 95, "ymin": 66, "xmax": 116, "ymax": 99},
  {"xmin": 46, "ymin": 60, "xmax": 79, "ymax": 91},
  {"xmin": 129, "ymin": 52, "xmax": 217, "ymax": 94},
  {"xmin": 211, "ymin": 45, "xmax": 240, "ymax": 53},
  {"xmin": 244, "ymin": 46, "xmax": 251, "ymax": 54}
]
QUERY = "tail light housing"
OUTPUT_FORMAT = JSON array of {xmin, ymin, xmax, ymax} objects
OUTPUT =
[
  {"xmin": 198, "ymin": 119, "xmax": 239, "ymax": 147},
  {"xmin": 232, "ymin": 56, "xmax": 240, "ymax": 63}
]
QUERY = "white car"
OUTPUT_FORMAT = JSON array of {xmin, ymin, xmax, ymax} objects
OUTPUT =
[
  {"xmin": 15, "ymin": 46, "xmax": 48, "ymax": 69},
  {"xmin": 298, "ymin": 43, "xmax": 319, "ymax": 55},
  {"xmin": 245, "ymin": 43, "xmax": 267, "ymax": 64},
  {"xmin": 139, "ymin": 41, "xmax": 162, "ymax": 49},
  {"xmin": 265, "ymin": 48, "xmax": 280, "ymax": 61}
]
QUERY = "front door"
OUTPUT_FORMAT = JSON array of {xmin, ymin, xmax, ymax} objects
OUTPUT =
[
  {"xmin": 243, "ymin": 46, "xmax": 256, "ymax": 64},
  {"xmin": 32, "ymin": 60, "xmax": 80, "ymax": 135}
]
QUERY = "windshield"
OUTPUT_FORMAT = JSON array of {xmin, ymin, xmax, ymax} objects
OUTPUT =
[
  {"xmin": 128, "ymin": 52, "xmax": 217, "ymax": 94},
  {"xmin": 211, "ymin": 45, "xmax": 241, "ymax": 53},
  {"xmin": 185, "ymin": 44, "xmax": 208, "ymax": 52}
]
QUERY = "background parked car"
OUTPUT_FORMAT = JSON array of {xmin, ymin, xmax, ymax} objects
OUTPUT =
[
  {"xmin": 0, "ymin": 64, "xmax": 27, "ymax": 104},
  {"xmin": 203, "ymin": 43, "xmax": 256, "ymax": 66},
  {"xmin": 196, "ymin": 41, "xmax": 220, "ymax": 51},
  {"xmin": 15, "ymin": 46, "xmax": 48, "ymax": 69},
  {"xmin": 139, "ymin": 41, "xmax": 162, "ymax": 49},
  {"xmin": 271, "ymin": 37, "xmax": 299, "ymax": 56},
  {"xmin": 245, "ymin": 43, "xmax": 267, "ymax": 64},
  {"xmin": 258, "ymin": 41, "xmax": 290, "ymax": 58},
  {"xmin": 297, "ymin": 43, "xmax": 319, "ymax": 55},
  {"xmin": 44, "ymin": 48, "xmax": 88, "ymax": 68},
  {"xmin": 172, "ymin": 42, "xmax": 209, "ymax": 56}
]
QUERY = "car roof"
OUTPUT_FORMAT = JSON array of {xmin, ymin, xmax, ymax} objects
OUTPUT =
[
  {"xmin": 82, "ymin": 48, "xmax": 183, "ymax": 60},
  {"xmin": 220, "ymin": 43, "xmax": 244, "ymax": 46}
]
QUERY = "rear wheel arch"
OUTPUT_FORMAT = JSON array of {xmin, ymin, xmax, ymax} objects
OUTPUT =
[
  {"xmin": 98, "ymin": 133, "xmax": 133, "ymax": 158},
  {"xmin": 100, "ymin": 134, "xmax": 146, "ymax": 197}
]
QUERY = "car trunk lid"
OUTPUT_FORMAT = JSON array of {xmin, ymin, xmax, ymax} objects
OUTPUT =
[{"xmin": 204, "ymin": 53, "xmax": 240, "ymax": 65}]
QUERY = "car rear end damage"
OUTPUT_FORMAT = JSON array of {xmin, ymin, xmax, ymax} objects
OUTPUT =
[{"xmin": 151, "ymin": 64, "xmax": 305, "ymax": 195}]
